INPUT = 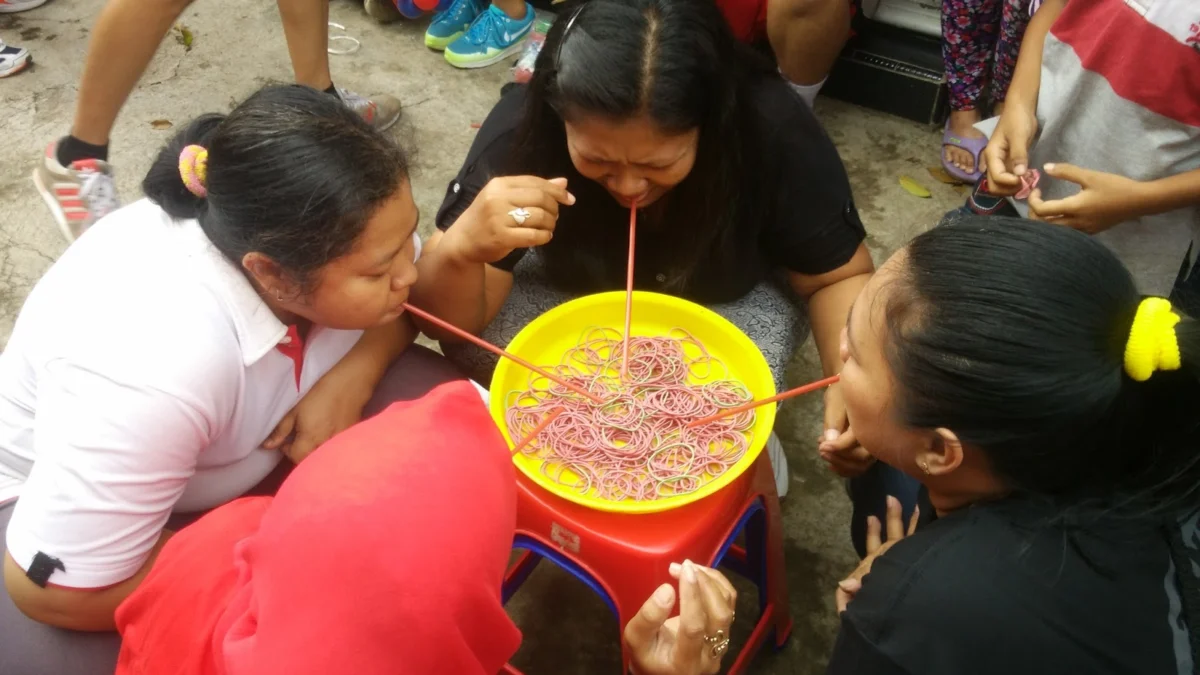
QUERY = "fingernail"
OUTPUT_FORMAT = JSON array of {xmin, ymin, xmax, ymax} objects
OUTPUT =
[
  {"xmin": 1043, "ymin": 163, "xmax": 1055, "ymax": 172},
  {"xmin": 1014, "ymin": 164, "xmax": 1026, "ymax": 174},
  {"xmin": 819, "ymin": 451, "xmax": 831, "ymax": 461},
  {"xmin": 837, "ymin": 579, "xmax": 860, "ymax": 592},
  {"xmin": 669, "ymin": 562, "xmax": 682, "ymax": 576},
  {"xmin": 824, "ymin": 429, "xmax": 839, "ymax": 442},
  {"xmin": 654, "ymin": 584, "xmax": 674, "ymax": 606},
  {"xmin": 567, "ymin": 191, "xmax": 577, "ymax": 205},
  {"xmin": 683, "ymin": 560, "xmax": 698, "ymax": 583},
  {"xmin": 887, "ymin": 495, "xmax": 900, "ymax": 510}
]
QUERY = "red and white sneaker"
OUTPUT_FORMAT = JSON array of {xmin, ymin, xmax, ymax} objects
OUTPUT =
[{"xmin": 33, "ymin": 142, "xmax": 121, "ymax": 243}]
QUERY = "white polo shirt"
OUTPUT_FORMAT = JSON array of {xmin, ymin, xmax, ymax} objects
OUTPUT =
[{"xmin": 0, "ymin": 199, "xmax": 363, "ymax": 588}]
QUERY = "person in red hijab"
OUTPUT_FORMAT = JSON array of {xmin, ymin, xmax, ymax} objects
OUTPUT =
[{"xmin": 114, "ymin": 380, "xmax": 736, "ymax": 675}]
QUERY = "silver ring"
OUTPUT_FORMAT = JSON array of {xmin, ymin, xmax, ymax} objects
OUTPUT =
[{"xmin": 508, "ymin": 207, "xmax": 531, "ymax": 225}]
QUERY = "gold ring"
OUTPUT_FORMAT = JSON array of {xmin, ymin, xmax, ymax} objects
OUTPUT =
[
  {"xmin": 710, "ymin": 638, "xmax": 730, "ymax": 658},
  {"xmin": 704, "ymin": 629, "xmax": 726, "ymax": 645}
]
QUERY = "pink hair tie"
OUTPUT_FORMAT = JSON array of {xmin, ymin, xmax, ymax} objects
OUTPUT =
[{"xmin": 178, "ymin": 144, "xmax": 209, "ymax": 198}]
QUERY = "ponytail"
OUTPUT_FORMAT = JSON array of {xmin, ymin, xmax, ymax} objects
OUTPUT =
[
  {"xmin": 887, "ymin": 217, "xmax": 1200, "ymax": 518},
  {"xmin": 137, "ymin": 85, "xmax": 411, "ymax": 291},
  {"xmin": 142, "ymin": 113, "xmax": 224, "ymax": 220}
]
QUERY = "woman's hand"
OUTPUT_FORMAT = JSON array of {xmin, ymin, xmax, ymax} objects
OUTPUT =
[
  {"xmin": 983, "ymin": 105, "xmax": 1039, "ymax": 197},
  {"xmin": 1027, "ymin": 164, "xmax": 1149, "ymax": 234},
  {"xmin": 836, "ymin": 496, "xmax": 918, "ymax": 614},
  {"xmin": 439, "ymin": 176, "xmax": 576, "ymax": 265},
  {"xmin": 819, "ymin": 382, "xmax": 874, "ymax": 478},
  {"xmin": 624, "ymin": 561, "xmax": 737, "ymax": 675},
  {"xmin": 263, "ymin": 359, "xmax": 376, "ymax": 464}
]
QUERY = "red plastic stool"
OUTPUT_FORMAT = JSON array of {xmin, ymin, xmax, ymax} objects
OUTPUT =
[{"xmin": 501, "ymin": 451, "xmax": 791, "ymax": 674}]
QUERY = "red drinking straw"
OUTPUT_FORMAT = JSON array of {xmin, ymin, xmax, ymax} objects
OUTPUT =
[
  {"xmin": 685, "ymin": 375, "xmax": 840, "ymax": 428},
  {"xmin": 401, "ymin": 303, "xmax": 603, "ymax": 404},
  {"xmin": 510, "ymin": 407, "xmax": 565, "ymax": 455},
  {"xmin": 622, "ymin": 202, "xmax": 637, "ymax": 379}
]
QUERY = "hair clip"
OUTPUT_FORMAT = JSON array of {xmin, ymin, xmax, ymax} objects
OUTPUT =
[{"xmin": 554, "ymin": 4, "xmax": 587, "ymax": 65}]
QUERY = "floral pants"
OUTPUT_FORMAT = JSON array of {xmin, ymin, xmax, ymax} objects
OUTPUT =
[{"xmin": 942, "ymin": 0, "xmax": 1032, "ymax": 111}]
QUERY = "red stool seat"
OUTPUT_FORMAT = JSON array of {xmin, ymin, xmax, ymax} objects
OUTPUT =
[{"xmin": 501, "ymin": 452, "xmax": 792, "ymax": 673}]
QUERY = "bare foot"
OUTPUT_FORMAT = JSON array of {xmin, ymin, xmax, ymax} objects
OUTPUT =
[{"xmin": 944, "ymin": 109, "xmax": 986, "ymax": 174}]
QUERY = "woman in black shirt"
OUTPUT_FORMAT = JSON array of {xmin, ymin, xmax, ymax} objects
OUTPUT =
[
  {"xmin": 830, "ymin": 216, "xmax": 1200, "ymax": 674},
  {"xmin": 410, "ymin": 0, "xmax": 876, "ymax": 487}
]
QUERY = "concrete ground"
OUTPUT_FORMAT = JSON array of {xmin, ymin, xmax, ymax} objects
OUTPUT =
[{"xmin": 0, "ymin": 1, "xmax": 963, "ymax": 671}]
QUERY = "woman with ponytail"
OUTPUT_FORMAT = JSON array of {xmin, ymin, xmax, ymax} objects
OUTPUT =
[
  {"xmin": 829, "ymin": 216, "xmax": 1200, "ymax": 674},
  {"xmin": 0, "ymin": 84, "xmax": 732, "ymax": 675}
]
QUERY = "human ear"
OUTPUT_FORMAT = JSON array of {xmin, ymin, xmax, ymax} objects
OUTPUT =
[
  {"xmin": 242, "ymin": 252, "xmax": 301, "ymax": 301},
  {"xmin": 915, "ymin": 428, "xmax": 964, "ymax": 476}
]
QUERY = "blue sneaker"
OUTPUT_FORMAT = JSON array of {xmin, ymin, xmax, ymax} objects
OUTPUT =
[
  {"xmin": 425, "ymin": 0, "xmax": 485, "ymax": 51},
  {"xmin": 444, "ymin": 3, "xmax": 535, "ymax": 69}
]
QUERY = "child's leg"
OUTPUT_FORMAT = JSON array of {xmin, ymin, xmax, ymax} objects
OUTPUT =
[
  {"xmin": 63, "ymin": 0, "xmax": 195, "ymax": 159},
  {"xmin": 767, "ymin": 0, "xmax": 852, "ymax": 108},
  {"xmin": 989, "ymin": 0, "xmax": 1032, "ymax": 106},
  {"xmin": 276, "ymin": 0, "xmax": 401, "ymax": 129},
  {"xmin": 942, "ymin": 0, "xmax": 1003, "ymax": 174},
  {"xmin": 276, "ymin": 0, "xmax": 333, "ymax": 91}
]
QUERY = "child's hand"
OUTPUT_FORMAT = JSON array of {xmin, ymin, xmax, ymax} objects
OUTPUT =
[
  {"xmin": 1027, "ymin": 163, "xmax": 1148, "ymax": 234},
  {"xmin": 983, "ymin": 106, "xmax": 1039, "ymax": 197}
]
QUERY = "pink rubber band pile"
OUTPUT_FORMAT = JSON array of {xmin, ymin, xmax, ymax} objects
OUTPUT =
[{"xmin": 505, "ymin": 328, "xmax": 757, "ymax": 502}]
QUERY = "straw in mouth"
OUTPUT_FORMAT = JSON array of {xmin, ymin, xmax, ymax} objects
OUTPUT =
[
  {"xmin": 686, "ymin": 375, "xmax": 840, "ymax": 428},
  {"xmin": 622, "ymin": 201, "xmax": 637, "ymax": 379}
]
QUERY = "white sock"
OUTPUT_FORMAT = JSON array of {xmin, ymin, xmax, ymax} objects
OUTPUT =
[
  {"xmin": 784, "ymin": 70, "xmax": 827, "ymax": 110},
  {"xmin": 767, "ymin": 432, "xmax": 790, "ymax": 499}
]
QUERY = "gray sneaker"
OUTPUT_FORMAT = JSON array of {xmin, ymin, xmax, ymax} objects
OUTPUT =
[{"xmin": 337, "ymin": 88, "xmax": 402, "ymax": 132}]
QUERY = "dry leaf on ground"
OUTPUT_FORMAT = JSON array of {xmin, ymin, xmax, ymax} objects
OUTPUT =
[
  {"xmin": 899, "ymin": 175, "xmax": 932, "ymax": 198},
  {"xmin": 174, "ymin": 24, "xmax": 194, "ymax": 51}
]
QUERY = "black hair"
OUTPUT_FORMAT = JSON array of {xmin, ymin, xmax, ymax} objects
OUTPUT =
[
  {"xmin": 143, "ymin": 84, "xmax": 410, "ymax": 291},
  {"xmin": 888, "ymin": 217, "xmax": 1200, "ymax": 517},
  {"xmin": 508, "ymin": 0, "xmax": 774, "ymax": 297}
]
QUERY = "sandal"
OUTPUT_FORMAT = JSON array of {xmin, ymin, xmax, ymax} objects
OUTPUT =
[{"xmin": 942, "ymin": 121, "xmax": 989, "ymax": 184}]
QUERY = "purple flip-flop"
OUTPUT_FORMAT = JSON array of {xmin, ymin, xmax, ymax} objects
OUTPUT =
[{"xmin": 942, "ymin": 121, "xmax": 988, "ymax": 184}]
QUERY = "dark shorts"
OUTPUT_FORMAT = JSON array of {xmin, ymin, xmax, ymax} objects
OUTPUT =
[{"xmin": 0, "ymin": 345, "xmax": 465, "ymax": 675}]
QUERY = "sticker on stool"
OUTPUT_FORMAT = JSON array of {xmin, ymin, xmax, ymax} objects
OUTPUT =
[{"xmin": 551, "ymin": 522, "xmax": 581, "ymax": 554}]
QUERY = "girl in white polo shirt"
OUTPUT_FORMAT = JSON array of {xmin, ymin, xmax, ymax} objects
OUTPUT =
[{"xmin": 0, "ymin": 84, "xmax": 481, "ymax": 673}]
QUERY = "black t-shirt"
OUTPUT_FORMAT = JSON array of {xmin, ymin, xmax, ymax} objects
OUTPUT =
[
  {"xmin": 435, "ymin": 79, "xmax": 865, "ymax": 304},
  {"xmin": 829, "ymin": 496, "xmax": 1199, "ymax": 675}
]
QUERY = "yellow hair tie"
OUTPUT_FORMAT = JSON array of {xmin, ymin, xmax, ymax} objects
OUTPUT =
[
  {"xmin": 178, "ymin": 144, "xmax": 209, "ymax": 198},
  {"xmin": 1124, "ymin": 297, "xmax": 1181, "ymax": 382}
]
